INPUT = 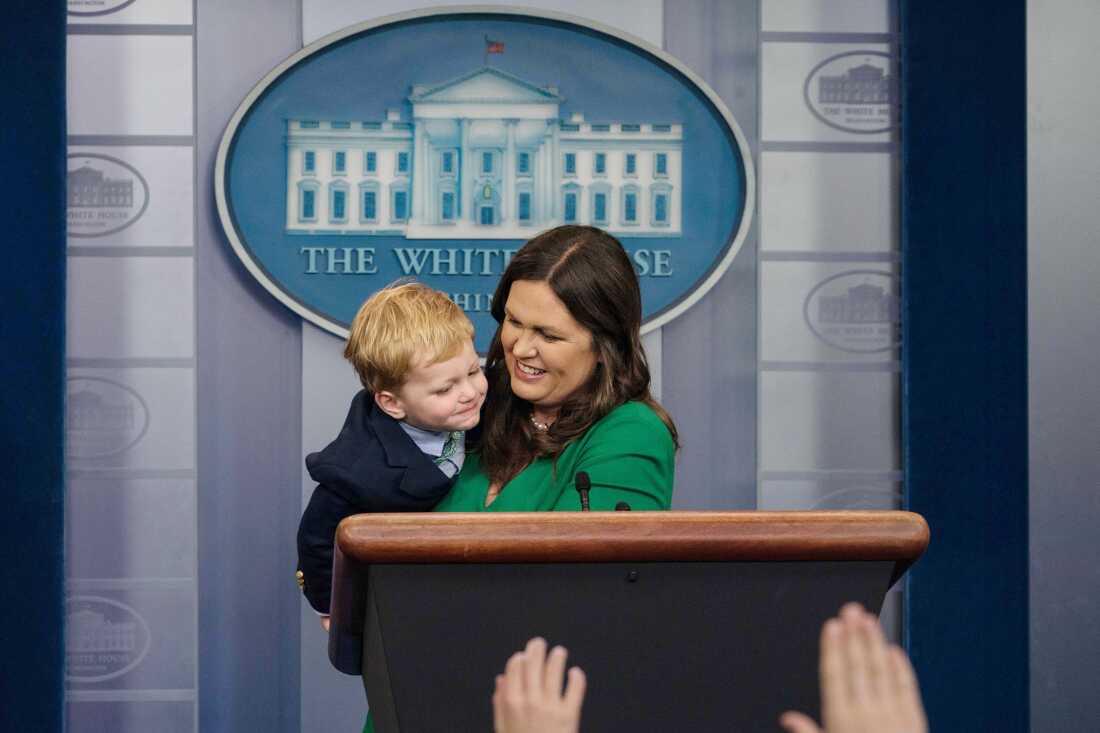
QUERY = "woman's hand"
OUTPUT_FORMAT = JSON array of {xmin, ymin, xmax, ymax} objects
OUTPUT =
[{"xmin": 493, "ymin": 637, "xmax": 587, "ymax": 733}]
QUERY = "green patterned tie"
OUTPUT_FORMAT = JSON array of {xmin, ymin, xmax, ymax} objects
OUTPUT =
[{"xmin": 434, "ymin": 431, "xmax": 462, "ymax": 466}]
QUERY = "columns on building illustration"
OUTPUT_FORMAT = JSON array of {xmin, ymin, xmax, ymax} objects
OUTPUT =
[
  {"xmin": 504, "ymin": 119, "xmax": 517, "ymax": 223},
  {"xmin": 459, "ymin": 118, "xmax": 472, "ymax": 223},
  {"xmin": 412, "ymin": 117, "xmax": 427, "ymax": 223},
  {"xmin": 546, "ymin": 119, "xmax": 559, "ymax": 221}
]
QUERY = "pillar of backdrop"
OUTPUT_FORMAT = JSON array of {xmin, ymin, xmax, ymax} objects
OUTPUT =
[
  {"xmin": 0, "ymin": 3, "xmax": 65, "ymax": 732},
  {"xmin": 901, "ymin": 1, "xmax": 1029, "ymax": 730}
]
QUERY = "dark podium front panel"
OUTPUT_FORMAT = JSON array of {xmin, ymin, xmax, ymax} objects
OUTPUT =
[{"xmin": 363, "ymin": 560, "xmax": 893, "ymax": 733}]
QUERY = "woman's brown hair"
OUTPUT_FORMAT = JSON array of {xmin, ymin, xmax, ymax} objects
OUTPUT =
[{"xmin": 478, "ymin": 225, "xmax": 678, "ymax": 487}]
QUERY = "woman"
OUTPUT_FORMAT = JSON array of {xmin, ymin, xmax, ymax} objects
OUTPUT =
[
  {"xmin": 435, "ymin": 224, "xmax": 678, "ymax": 512},
  {"xmin": 363, "ymin": 226, "xmax": 677, "ymax": 732}
]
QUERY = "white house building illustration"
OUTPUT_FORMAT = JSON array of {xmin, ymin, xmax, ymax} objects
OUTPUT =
[{"xmin": 285, "ymin": 67, "xmax": 683, "ymax": 239}]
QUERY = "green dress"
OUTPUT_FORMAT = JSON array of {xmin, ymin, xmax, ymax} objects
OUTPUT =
[{"xmin": 362, "ymin": 401, "xmax": 676, "ymax": 731}]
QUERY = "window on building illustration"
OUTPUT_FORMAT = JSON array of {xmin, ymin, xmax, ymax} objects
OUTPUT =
[
  {"xmin": 564, "ymin": 153, "xmax": 576, "ymax": 175},
  {"xmin": 365, "ymin": 151, "xmax": 377, "ymax": 173},
  {"xmin": 560, "ymin": 123, "xmax": 579, "ymax": 132},
  {"xmin": 480, "ymin": 206, "xmax": 494, "ymax": 225},
  {"xmin": 331, "ymin": 189, "xmax": 347, "ymax": 222},
  {"xmin": 621, "ymin": 123, "xmax": 640, "ymax": 132},
  {"xmin": 441, "ymin": 192, "xmax": 455, "ymax": 221},
  {"xmin": 653, "ymin": 192, "xmax": 669, "ymax": 225},
  {"xmin": 652, "ymin": 124, "xmax": 672, "ymax": 132},
  {"xmin": 591, "ymin": 124, "xmax": 610, "ymax": 132},
  {"xmin": 303, "ymin": 150, "xmax": 315, "ymax": 174},
  {"xmin": 482, "ymin": 151, "xmax": 493, "ymax": 174},
  {"xmin": 333, "ymin": 151, "xmax": 346, "ymax": 174},
  {"xmin": 593, "ymin": 192, "xmax": 607, "ymax": 223},
  {"xmin": 397, "ymin": 152, "xmax": 410, "ymax": 174},
  {"xmin": 362, "ymin": 190, "xmax": 377, "ymax": 221},
  {"xmin": 301, "ymin": 189, "xmax": 315, "ymax": 221},
  {"xmin": 518, "ymin": 152, "xmax": 530, "ymax": 175},
  {"xmin": 392, "ymin": 190, "xmax": 408, "ymax": 222},
  {"xmin": 518, "ymin": 192, "xmax": 531, "ymax": 223},
  {"xmin": 655, "ymin": 153, "xmax": 668, "ymax": 176},
  {"xmin": 594, "ymin": 153, "xmax": 606, "ymax": 175},
  {"xmin": 564, "ymin": 192, "xmax": 577, "ymax": 222},
  {"xmin": 300, "ymin": 120, "xmax": 319, "ymax": 129},
  {"xmin": 331, "ymin": 121, "xmax": 350, "ymax": 129},
  {"xmin": 442, "ymin": 151, "xmax": 454, "ymax": 174},
  {"xmin": 623, "ymin": 192, "xmax": 637, "ymax": 223},
  {"xmin": 362, "ymin": 121, "xmax": 381, "ymax": 131},
  {"xmin": 625, "ymin": 153, "xmax": 637, "ymax": 176}
]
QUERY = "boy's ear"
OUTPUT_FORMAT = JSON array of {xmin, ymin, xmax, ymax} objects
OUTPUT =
[{"xmin": 373, "ymin": 390, "xmax": 406, "ymax": 420}]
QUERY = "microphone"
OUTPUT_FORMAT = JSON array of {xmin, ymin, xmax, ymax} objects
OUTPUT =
[
  {"xmin": 615, "ymin": 502, "xmax": 631, "ymax": 511},
  {"xmin": 574, "ymin": 471, "xmax": 591, "ymax": 511}
]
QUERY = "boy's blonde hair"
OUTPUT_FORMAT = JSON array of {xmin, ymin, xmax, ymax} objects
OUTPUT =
[{"xmin": 344, "ymin": 282, "xmax": 474, "ymax": 393}]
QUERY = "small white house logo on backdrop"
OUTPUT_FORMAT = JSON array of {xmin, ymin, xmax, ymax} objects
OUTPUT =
[
  {"xmin": 66, "ymin": 377, "xmax": 150, "ymax": 459},
  {"xmin": 803, "ymin": 51, "xmax": 896, "ymax": 134},
  {"xmin": 67, "ymin": 154, "xmax": 150, "ymax": 238},
  {"xmin": 66, "ymin": 596, "xmax": 151, "ymax": 683},
  {"xmin": 67, "ymin": 0, "xmax": 137, "ymax": 16},
  {"xmin": 803, "ymin": 271, "xmax": 899, "ymax": 353}
]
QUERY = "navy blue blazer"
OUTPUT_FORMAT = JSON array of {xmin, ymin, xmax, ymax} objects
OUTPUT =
[{"xmin": 296, "ymin": 390, "xmax": 454, "ymax": 613}]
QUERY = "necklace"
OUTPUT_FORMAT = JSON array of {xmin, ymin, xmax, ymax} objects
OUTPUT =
[{"xmin": 530, "ymin": 413, "xmax": 551, "ymax": 432}]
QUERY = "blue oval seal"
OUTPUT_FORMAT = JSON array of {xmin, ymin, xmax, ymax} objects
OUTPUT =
[
  {"xmin": 216, "ymin": 8, "xmax": 753, "ymax": 352},
  {"xmin": 803, "ymin": 50, "xmax": 897, "ymax": 135}
]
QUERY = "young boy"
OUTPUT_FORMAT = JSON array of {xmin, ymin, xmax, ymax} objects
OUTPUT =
[{"xmin": 295, "ymin": 283, "xmax": 487, "ymax": 625}]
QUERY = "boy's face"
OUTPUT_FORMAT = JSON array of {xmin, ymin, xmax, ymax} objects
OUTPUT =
[{"xmin": 378, "ymin": 338, "xmax": 487, "ymax": 432}]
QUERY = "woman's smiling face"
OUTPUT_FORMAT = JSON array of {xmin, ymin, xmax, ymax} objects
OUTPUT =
[{"xmin": 501, "ymin": 279, "xmax": 598, "ymax": 418}]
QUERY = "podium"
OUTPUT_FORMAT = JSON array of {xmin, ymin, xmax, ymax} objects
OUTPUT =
[{"xmin": 329, "ymin": 511, "xmax": 928, "ymax": 733}]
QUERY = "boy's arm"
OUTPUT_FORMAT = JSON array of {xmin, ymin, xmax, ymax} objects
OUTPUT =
[{"xmin": 296, "ymin": 482, "xmax": 359, "ymax": 615}]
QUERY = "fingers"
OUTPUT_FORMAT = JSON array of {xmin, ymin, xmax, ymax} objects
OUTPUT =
[
  {"xmin": 888, "ymin": 645, "xmax": 928, "ymax": 728},
  {"xmin": 856, "ymin": 606, "xmax": 892, "ymax": 696},
  {"xmin": 778, "ymin": 711, "xmax": 824, "ymax": 733},
  {"xmin": 523, "ymin": 637, "xmax": 547, "ymax": 696},
  {"xmin": 543, "ymin": 644, "xmax": 568, "ymax": 699},
  {"xmin": 818, "ymin": 616, "xmax": 845, "ymax": 721},
  {"xmin": 838, "ymin": 604, "xmax": 872, "ymax": 701},
  {"xmin": 504, "ymin": 650, "xmax": 525, "ymax": 700},
  {"xmin": 563, "ymin": 665, "xmax": 587, "ymax": 712},
  {"xmin": 492, "ymin": 674, "xmax": 506, "ymax": 733}
]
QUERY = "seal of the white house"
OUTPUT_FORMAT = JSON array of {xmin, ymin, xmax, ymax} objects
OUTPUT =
[
  {"xmin": 66, "ymin": 377, "xmax": 150, "ymax": 460},
  {"xmin": 65, "ymin": 596, "xmax": 152, "ymax": 683},
  {"xmin": 67, "ymin": 153, "xmax": 150, "ymax": 238},
  {"xmin": 804, "ymin": 50, "xmax": 897, "ymax": 135},
  {"xmin": 803, "ymin": 270, "xmax": 900, "ymax": 354},
  {"xmin": 215, "ymin": 8, "xmax": 753, "ymax": 352}
]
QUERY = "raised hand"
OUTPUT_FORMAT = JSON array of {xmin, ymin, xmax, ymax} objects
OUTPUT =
[
  {"xmin": 780, "ymin": 603, "xmax": 927, "ymax": 733},
  {"xmin": 493, "ymin": 637, "xmax": 587, "ymax": 733}
]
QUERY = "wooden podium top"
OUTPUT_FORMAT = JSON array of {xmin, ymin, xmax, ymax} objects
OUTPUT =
[{"xmin": 335, "ymin": 511, "xmax": 929, "ymax": 564}]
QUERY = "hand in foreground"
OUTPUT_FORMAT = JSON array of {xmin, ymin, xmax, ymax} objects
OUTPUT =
[
  {"xmin": 319, "ymin": 615, "xmax": 330, "ymax": 632},
  {"xmin": 780, "ymin": 603, "xmax": 927, "ymax": 733},
  {"xmin": 493, "ymin": 637, "xmax": 587, "ymax": 733}
]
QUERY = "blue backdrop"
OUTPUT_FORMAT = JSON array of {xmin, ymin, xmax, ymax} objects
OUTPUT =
[
  {"xmin": 0, "ymin": 2, "xmax": 66, "ymax": 732},
  {"xmin": 901, "ymin": 1, "xmax": 1029, "ymax": 730}
]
